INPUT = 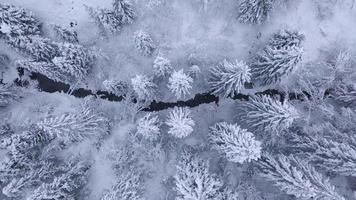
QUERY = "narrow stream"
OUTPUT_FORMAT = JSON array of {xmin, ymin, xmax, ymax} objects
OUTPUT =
[{"xmin": 12, "ymin": 69, "xmax": 315, "ymax": 112}]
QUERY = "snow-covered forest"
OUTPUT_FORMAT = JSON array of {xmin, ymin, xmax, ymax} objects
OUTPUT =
[{"xmin": 1, "ymin": 0, "xmax": 356, "ymax": 199}]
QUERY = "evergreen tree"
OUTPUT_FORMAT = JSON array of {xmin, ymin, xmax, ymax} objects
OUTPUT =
[
  {"xmin": 209, "ymin": 59, "xmax": 251, "ymax": 98},
  {"xmin": 209, "ymin": 122, "xmax": 261, "ymax": 164},
  {"xmin": 237, "ymin": 95, "xmax": 299, "ymax": 134},
  {"xmin": 53, "ymin": 25, "xmax": 79, "ymax": 43},
  {"xmin": 112, "ymin": 0, "xmax": 135, "ymax": 25},
  {"xmin": 168, "ymin": 69, "xmax": 193, "ymax": 99},
  {"xmin": 36, "ymin": 106, "xmax": 109, "ymax": 145},
  {"xmin": 258, "ymin": 153, "xmax": 345, "ymax": 200},
  {"xmin": 268, "ymin": 29, "xmax": 305, "ymax": 50},
  {"xmin": 166, "ymin": 107, "xmax": 195, "ymax": 138},
  {"xmin": 28, "ymin": 160, "xmax": 91, "ymax": 200},
  {"xmin": 0, "ymin": 4, "xmax": 41, "ymax": 38},
  {"xmin": 291, "ymin": 122, "xmax": 356, "ymax": 177},
  {"xmin": 103, "ymin": 79, "xmax": 129, "ymax": 96},
  {"xmin": 252, "ymin": 45, "xmax": 303, "ymax": 85},
  {"xmin": 52, "ymin": 43, "xmax": 96, "ymax": 82},
  {"xmin": 87, "ymin": 7, "xmax": 122, "ymax": 35},
  {"xmin": 136, "ymin": 113, "xmax": 160, "ymax": 141},
  {"xmin": 131, "ymin": 74, "xmax": 156, "ymax": 101},
  {"xmin": 237, "ymin": 0, "xmax": 274, "ymax": 24},
  {"xmin": 174, "ymin": 152, "xmax": 223, "ymax": 200},
  {"xmin": 16, "ymin": 60, "xmax": 67, "ymax": 83},
  {"xmin": 86, "ymin": 0, "xmax": 135, "ymax": 35},
  {"xmin": 10, "ymin": 35, "xmax": 59, "ymax": 62},
  {"xmin": 153, "ymin": 54, "xmax": 172, "ymax": 77},
  {"xmin": 133, "ymin": 30, "xmax": 156, "ymax": 56},
  {"xmin": 101, "ymin": 170, "xmax": 143, "ymax": 200}
]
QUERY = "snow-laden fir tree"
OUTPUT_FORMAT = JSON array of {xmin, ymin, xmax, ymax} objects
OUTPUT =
[
  {"xmin": 86, "ymin": 0, "xmax": 135, "ymax": 35},
  {"xmin": 112, "ymin": 0, "xmax": 135, "ymax": 25},
  {"xmin": 103, "ymin": 79, "xmax": 129, "ymax": 96},
  {"xmin": 131, "ymin": 74, "xmax": 156, "ymax": 101},
  {"xmin": 101, "ymin": 170, "xmax": 143, "ymax": 200},
  {"xmin": 174, "ymin": 152, "xmax": 222, "ymax": 200},
  {"xmin": 168, "ymin": 69, "xmax": 193, "ymax": 99},
  {"xmin": 153, "ymin": 54, "xmax": 172, "ymax": 77},
  {"xmin": 36, "ymin": 106, "xmax": 109, "ymax": 145},
  {"xmin": 291, "ymin": 121, "xmax": 356, "ymax": 177},
  {"xmin": 133, "ymin": 30, "xmax": 156, "ymax": 56},
  {"xmin": 1, "ymin": 160, "xmax": 65, "ymax": 198},
  {"xmin": 237, "ymin": 0, "xmax": 274, "ymax": 24},
  {"xmin": 0, "ymin": 84, "xmax": 19, "ymax": 107},
  {"xmin": 52, "ymin": 43, "xmax": 96, "ymax": 82},
  {"xmin": 0, "ymin": 127, "xmax": 64, "ymax": 198},
  {"xmin": 166, "ymin": 107, "xmax": 195, "ymax": 138},
  {"xmin": 238, "ymin": 95, "xmax": 299, "ymax": 134},
  {"xmin": 53, "ymin": 25, "xmax": 79, "ymax": 43},
  {"xmin": 136, "ymin": 113, "xmax": 160, "ymax": 141},
  {"xmin": 258, "ymin": 153, "xmax": 345, "ymax": 200},
  {"xmin": 10, "ymin": 35, "xmax": 59, "ymax": 62},
  {"xmin": 209, "ymin": 59, "xmax": 251, "ymax": 98},
  {"xmin": 86, "ymin": 7, "xmax": 122, "ymax": 35},
  {"xmin": 252, "ymin": 45, "xmax": 303, "ymax": 85},
  {"xmin": 308, "ymin": 135, "xmax": 356, "ymax": 177},
  {"xmin": 268, "ymin": 29, "xmax": 305, "ymax": 50},
  {"xmin": 16, "ymin": 60, "xmax": 68, "ymax": 83},
  {"xmin": 209, "ymin": 122, "xmax": 261, "ymax": 164},
  {"xmin": 0, "ymin": 4, "xmax": 41, "ymax": 38},
  {"xmin": 28, "ymin": 160, "xmax": 91, "ymax": 200}
]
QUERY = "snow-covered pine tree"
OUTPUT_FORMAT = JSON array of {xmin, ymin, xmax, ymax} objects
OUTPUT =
[
  {"xmin": 309, "ymin": 136, "xmax": 356, "ymax": 177},
  {"xmin": 101, "ymin": 170, "xmax": 143, "ymax": 200},
  {"xmin": 17, "ymin": 60, "xmax": 70, "ymax": 84},
  {"xmin": 36, "ymin": 106, "xmax": 109, "ymax": 145},
  {"xmin": 133, "ymin": 30, "xmax": 156, "ymax": 56},
  {"xmin": 237, "ymin": 0, "xmax": 274, "ymax": 24},
  {"xmin": 166, "ymin": 107, "xmax": 195, "ymax": 138},
  {"xmin": 209, "ymin": 59, "xmax": 251, "ymax": 98},
  {"xmin": 10, "ymin": 35, "xmax": 59, "ymax": 62},
  {"xmin": 168, "ymin": 69, "xmax": 193, "ymax": 99},
  {"xmin": 28, "ymin": 160, "xmax": 91, "ymax": 200},
  {"xmin": 237, "ymin": 95, "xmax": 299, "ymax": 134},
  {"xmin": 0, "ymin": 4, "xmax": 41, "ymax": 38},
  {"xmin": 131, "ymin": 74, "xmax": 156, "ymax": 101},
  {"xmin": 2, "ymin": 159, "xmax": 64, "ymax": 198},
  {"xmin": 153, "ymin": 54, "xmax": 172, "ymax": 77},
  {"xmin": 174, "ymin": 152, "xmax": 222, "ymax": 200},
  {"xmin": 52, "ymin": 43, "xmax": 96, "ymax": 82},
  {"xmin": 268, "ymin": 29, "xmax": 305, "ymax": 50},
  {"xmin": 252, "ymin": 45, "xmax": 303, "ymax": 86},
  {"xmin": 53, "ymin": 25, "xmax": 79, "ymax": 43},
  {"xmin": 136, "ymin": 113, "xmax": 160, "ymax": 141},
  {"xmin": 258, "ymin": 153, "xmax": 345, "ymax": 200},
  {"xmin": 290, "ymin": 122, "xmax": 356, "ymax": 177},
  {"xmin": 87, "ymin": 7, "xmax": 122, "ymax": 35},
  {"xmin": 103, "ymin": 79, "xmax": 129, "ymax": 96},
  {"xmin": 0, "ymin": 126, "xmax": 61, "ymax": 198},
  {"xmin": 112, "ymin": 0, "xmax": 135, "ymax": 25},
  {"xmin": 209, "ymin": 122, "xmax": 261, "ymax": 164},
  {"xmin": 0, "ymin": 84, "xmax": 19, "ymax": 107}
]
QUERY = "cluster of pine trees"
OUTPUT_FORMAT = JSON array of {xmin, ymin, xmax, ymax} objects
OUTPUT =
[{"xmin": 0, "ymin": 0, "xmax": 356, "ymax": 199}]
